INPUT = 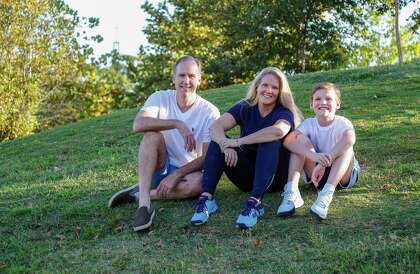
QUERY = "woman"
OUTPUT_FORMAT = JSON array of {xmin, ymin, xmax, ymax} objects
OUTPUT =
[{"xmin": 190, "ymin": 67, "xmax": 302, "ymax": 228}]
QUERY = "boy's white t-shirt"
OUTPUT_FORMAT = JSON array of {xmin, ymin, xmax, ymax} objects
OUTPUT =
[
  {"xmin": 141, "ymin": 90, "xmax": 220, "ymax": 168},
  {"xmin": 297, "ymin": 115, "xmax": 354, "ymax": 153}
]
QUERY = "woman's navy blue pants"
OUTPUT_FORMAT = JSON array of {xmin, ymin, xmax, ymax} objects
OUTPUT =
[{"xmin": 202, "ymin": 140, "xmax": 290, "ymax": 199}]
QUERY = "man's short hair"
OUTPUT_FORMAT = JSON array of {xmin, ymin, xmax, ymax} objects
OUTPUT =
[{"xmin": 173, "ymin": 55, "xmax": 202, "ymax": 75}]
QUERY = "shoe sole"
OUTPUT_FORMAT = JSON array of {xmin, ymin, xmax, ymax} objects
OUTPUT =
[
  {"xmin": 310, "ymin": 208, "xmax": 326, "ymax": 220},
  {"xmin": 277, "ymin": 207, "xmax": 295, "ymax": 217},
  {"xmin": 108, "ymin": 184, "xmax": 138, "ymax": 208},
  {"xmin": 191, "ymin": 220, "xmax": 207, "ymax": 226},
  {"xmin": 277, "ymin": 198, "xmax": 304, "ymax": 217},
  {"xmin": 236, "ymin": 222, "xmax": 256, "ymax": 229},
  {"xmin": 133, "ymin": 210, "xmax": 155, "ymax": 231}
]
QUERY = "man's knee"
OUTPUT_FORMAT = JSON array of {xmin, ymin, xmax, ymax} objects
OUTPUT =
[
  {"xmin": 140, "ymin": 132, "xmax": 166, "ymax": 154},
  {"xmin": 141, "ymin": 131, "xmax": 164, "ymax": 145},
  {"xmin": 179, "ymin": 172, "xmax": 203, "ymax": 197}
]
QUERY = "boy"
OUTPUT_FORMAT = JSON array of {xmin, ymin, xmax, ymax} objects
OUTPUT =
[{"xmin": 277, "ymin": 82, "xmax": 360, "ymax": 220}]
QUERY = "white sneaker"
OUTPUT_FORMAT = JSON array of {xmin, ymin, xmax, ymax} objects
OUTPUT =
[
  {"xmin": 310, "ymin": 186, "xmax": 335, "ymax": 220},
  {"xmin": 277, "ymin": 184, "xmax": 304, "ymax": 217}
]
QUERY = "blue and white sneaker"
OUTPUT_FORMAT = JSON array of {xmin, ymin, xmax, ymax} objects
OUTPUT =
[
  {"xmin": 236, "ymin": 197, "xmax": 264, "ymax": 229},
  {"xmin": 190, "ymin": 195, "xmax": 218, "ymax": 225}
]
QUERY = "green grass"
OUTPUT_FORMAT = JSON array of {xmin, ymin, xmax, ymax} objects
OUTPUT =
[{"xmin": 1, "ymin": 60, "xmax": 419, "ymax": 273}]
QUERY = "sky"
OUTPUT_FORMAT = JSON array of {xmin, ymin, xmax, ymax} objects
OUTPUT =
[
  {"xmin": 64, "ymin": 0, "xmax": 419, "ymax": 58},
  {"xmin": 64, "ymin": 0, "xmax": 158, "ymax": 57}
]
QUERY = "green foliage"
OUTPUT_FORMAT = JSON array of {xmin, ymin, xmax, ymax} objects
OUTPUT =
[
  {"xmin": 349, "ymin": 2, "xmax": 420, "ymax": 66},
  {"xmin": 0, "ymin": 0, "xmax": 85, "ymax": 140},
  {"xmin": 38, "ymin": 63, "xmax": 134, "ymax": 129},
  {"xmin": 0, "ymin": 0, "xmax": 134, "ymax": 141},
  {"xmin": 0, "ymin": 65, "xmax": 40, "ymax": 141},
  {"xmin": 139, "ymin": 0, "xmax": 370, "ymax": 89},
  {"xmin": 132, "ymin": 0, "xmax": 418, "ymax": 95},
  {"xmin": 0, "ymin": 60, "xmax": 419, "ymax": 273}
]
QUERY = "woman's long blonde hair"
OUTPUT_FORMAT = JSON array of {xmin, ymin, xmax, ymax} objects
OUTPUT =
[{"xmin": 245, "ymin": 67, "xmax": 302, "ymax": 127}]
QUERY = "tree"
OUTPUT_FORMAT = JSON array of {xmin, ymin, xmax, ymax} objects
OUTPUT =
[
  {"xmin": 0, "ymin": 0, "xmax": 101, "ymax": 140},
  {"xmin": 139, "ymin": 0, "xmax": 372, "ymax": 89},
  {"xmin": 394, "ymin": 0, "xmax": 404, "ymax": 63},
  {"xmin": 349, "ymin": 1, "xmax": 419, "ymax": 66}
]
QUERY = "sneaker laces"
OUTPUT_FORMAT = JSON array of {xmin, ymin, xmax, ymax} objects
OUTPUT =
[
  {"xmin": 283, "ymin": 191, "xmax": 295, "ymax": 202},
  {"xmin": 241, "ymin": 198, "xmax": 259, "ymax": 215},
  {"xmin": 196, "ymin": 196, "xmax": 208, "ymax": 213},
  {"xmin": 317, "ymin": 190, "xmax": 334, "ymax": 209}
]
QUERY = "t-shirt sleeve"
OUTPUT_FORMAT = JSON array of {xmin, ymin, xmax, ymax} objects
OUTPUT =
[
  {"xmin": 342, "ymin": 117, "xmax": 354, "ymax": 131},
  {"xmin": 140, "ymin": 92, "xmax": 161, "ymax": 117},
  {"xmin": 274, "ymin": 108, "xmax": 295, "ymax": 130},
  {"xmin": 297, "ymin": 118, "xmax": 311, "ymax": 136},
  {"xmin": 226, "ymin": 101, "xmax": 244, "ymax": 125},
  {"xmin": 200, "ymin": 107, "xmax": 220, "ymax": 143},
  {"xmin": 337, "ymin": 117, "xmax": 354, "ymax": 136}
]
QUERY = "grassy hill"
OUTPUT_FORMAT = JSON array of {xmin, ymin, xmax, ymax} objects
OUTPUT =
[{"xmin": 1, "ymin": 60, "xmax": 419, "ymax": 273}]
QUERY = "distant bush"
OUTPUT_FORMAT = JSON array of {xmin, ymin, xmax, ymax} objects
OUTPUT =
[
  {"xmin": 37, "ymin": 66, "xmax": 134, "ymax": 130},
  {"xmin": 0, "ymin": 0, "xmax": 136, "ymax": 142},
  {"xmin": 0, "ymin": 66, "xmax": 40, "ymax": 141}
]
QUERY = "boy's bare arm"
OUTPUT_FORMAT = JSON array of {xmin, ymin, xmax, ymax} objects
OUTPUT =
[
  {"xmin": 327, "ymin": 129, "xmax": 356, "ymax": 161},
  {"xmin": 284, "ymin": 130, "xmax": 331, "ymax": 167}
]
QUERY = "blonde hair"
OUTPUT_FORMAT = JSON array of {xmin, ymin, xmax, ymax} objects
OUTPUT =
[
  {"xmin": 310, "ymin": 82, "xmax": 341, "ymax": 105},
  {"xmin": 245, "ymin": 67, "xmax": 302, "ymax": 127}
]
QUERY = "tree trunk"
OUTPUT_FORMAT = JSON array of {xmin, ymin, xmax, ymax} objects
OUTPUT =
[
  {"xmin": 394, "ymin": 0, "xmax": 403, "ymax": 64},
  {"xmin": 299, "ymin": 19, "xmax": 308, "ymax": 73}
]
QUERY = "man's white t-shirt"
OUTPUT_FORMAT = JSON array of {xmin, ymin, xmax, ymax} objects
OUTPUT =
[
  {"xmin": 141, "ymin": 90, "xmax": 220, "ymax": 168},
  {"xmin": 297, "ymin": 115, "xmax": 354, "ymax": 153}
]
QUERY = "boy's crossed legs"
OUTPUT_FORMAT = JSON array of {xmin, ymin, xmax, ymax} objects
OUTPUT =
[{"xmin": 278, "ymin": 134, "xmax": 359, "ymax": 219}]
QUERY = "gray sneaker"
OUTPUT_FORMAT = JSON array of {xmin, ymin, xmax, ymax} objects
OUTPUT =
[
  {"xmin": 133, "ymin": 205, "xmax": 155, "ymax": 231},
  {"xmin": 108, "ymin": 184, "xmax": 138, "ymax": 208}
]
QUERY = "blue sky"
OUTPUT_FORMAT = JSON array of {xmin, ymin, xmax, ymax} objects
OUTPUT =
[{"xmin": 65, "ymin": 0, "xmax": 419, "ymax": 58}]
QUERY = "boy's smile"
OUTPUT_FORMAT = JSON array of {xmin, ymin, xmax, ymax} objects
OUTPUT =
[{"xmin": 311, "ymin": 89, "xmax": 340, "ymax": 124}]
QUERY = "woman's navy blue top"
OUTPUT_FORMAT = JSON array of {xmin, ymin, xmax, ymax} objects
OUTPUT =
[{"xmin": 227, "ymin": 100, "xmax": 294, "ymax": 138}]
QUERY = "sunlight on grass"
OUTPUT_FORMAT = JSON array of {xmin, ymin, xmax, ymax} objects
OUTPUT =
[{"xmin": 1, "ymin": 61, "xmax": 419, "ymax": 273}]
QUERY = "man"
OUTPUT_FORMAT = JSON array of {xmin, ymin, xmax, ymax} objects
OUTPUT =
[{"xmin": 108, "ymin": 55, "xmax": 220, "ymax": 231}]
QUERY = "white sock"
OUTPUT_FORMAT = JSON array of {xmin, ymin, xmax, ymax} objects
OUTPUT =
[
  {"xmin": 323, "ymin": 183, "xmax": 336, "ymax": 193},
  {"xmin": 138, "ymin": 194, "xmax": 151, "ymax": 208},
  {"xmin": 285, "ymin": 181, "xmax": 299, "ymax": 192}
]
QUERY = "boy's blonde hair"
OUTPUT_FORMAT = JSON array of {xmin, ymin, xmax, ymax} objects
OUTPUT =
[
  {"xmin": 310, "ymin": 82, "xmax": 341, "ymax": 105},
  {"xmin": 245, "ymin": 67, "xmax": 302, "ymax": 127}
]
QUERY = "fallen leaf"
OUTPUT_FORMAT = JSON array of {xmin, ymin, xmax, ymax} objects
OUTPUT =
[
  {"xmin": 59, "ymin": 155, "xmax": 69, "ymax": 161},
  {"xmin": 252, "ymin": 239, "xmax": 261, "ymax": 247},
  {"xmin": 389, "ymin": 232, "xmax": 398, "ymax": 241},
  {"xmin": 56, "ymin": 234, "xmax": 65, "ymax": 241},
  {"xmin": 113, "ymin": 220, "xmax": 127, "ymax": 234},
  {"xmin": 296, "ymin": 244, "xmax": 305, "ymax": 251},
  {"xmin": 157, "ymin": 240, "xmax": 166, "ymax": 249},
  {"xmin": 74, "ymin": 227, "xmax": 81, "ymax": 239}
]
